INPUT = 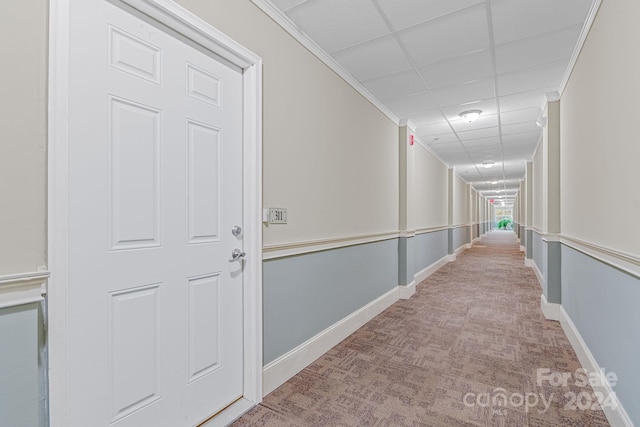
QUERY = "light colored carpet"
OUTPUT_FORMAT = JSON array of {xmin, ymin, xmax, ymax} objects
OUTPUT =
[{"xmin": 232, "ymin": 232, "xmax": 610, "ymax": 426}]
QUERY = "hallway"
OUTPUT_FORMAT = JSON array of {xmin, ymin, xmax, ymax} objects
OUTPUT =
[{"xmin": 234, "ymin": 232, "xmax": 609, "ymax": 426}]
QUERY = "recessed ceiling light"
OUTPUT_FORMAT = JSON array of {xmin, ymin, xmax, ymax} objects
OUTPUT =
[
  {"xmin": 490, "ymin": 180, "xmax": 498, "ymax": 184},
  {"xmin": 459, "ymin": 110, "xmax": 482, "ymax": 123},
  {"xmin": 482, "ymin": 160, "xmax": 494, "ymax": 168}
]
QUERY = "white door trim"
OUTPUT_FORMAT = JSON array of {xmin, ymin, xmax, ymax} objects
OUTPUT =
[{"xmin": 47, "ymin": 1, "xmax": 263, "ymax": 424}]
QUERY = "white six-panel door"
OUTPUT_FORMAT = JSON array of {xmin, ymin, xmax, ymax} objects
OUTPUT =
[{"xmin": 67, "ymin": 0, "xmax": 244, "ymax": 425}]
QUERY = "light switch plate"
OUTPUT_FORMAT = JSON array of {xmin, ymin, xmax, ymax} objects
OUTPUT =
[{"xmin": 268, "ymin": 208, "xmax": 287, "ymax": 224}]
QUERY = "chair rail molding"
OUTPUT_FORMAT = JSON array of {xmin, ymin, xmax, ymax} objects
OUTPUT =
[{"xmin": 0, "ymin": 271, "xmax": 49, "ymax": 309}]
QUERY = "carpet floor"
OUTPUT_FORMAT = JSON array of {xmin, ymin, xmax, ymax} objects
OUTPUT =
[{"xmin": 232, "ymin": 231, "xmax": 610, "ymax": 426}]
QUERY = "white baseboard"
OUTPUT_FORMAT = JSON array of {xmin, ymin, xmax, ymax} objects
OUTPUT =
[
  {"xmin": 447, "ymin": 254, "xmax": 456, "ymax": 262},
  {"xmin": 454, "ymin": 244, "xmax": 468, "ymax": 256},
  {"xmin": 540, "ymin": 293, "xmax": 560, "ymax": 321},
  {"xmin": 472, "ymin": 237, "xmax": 481, "ymax": 244},
  {"xmin": 398, "ymin": 281, "xmax": 415, "ymax": 299},
  {"xmin": 530, "ymin": 260, "xmax": 545, "ymax": 291},
  {"xmin": 520, "ymin": 245, "xmax": 525, "ymax": 252},
  {"xmin": 414, "ymin": 255, "xmax": 450, "ymax": 285},
  {"xmin": 559, "ymin": 306, "xmax": 633, "ymax": 427},
  {"xmin": 524, "ymin": 258, "xmax": 546, "ymax": 289},
  {"xmin": 262, "ymin": 287, "xmax": 399, "ymax": 396}
]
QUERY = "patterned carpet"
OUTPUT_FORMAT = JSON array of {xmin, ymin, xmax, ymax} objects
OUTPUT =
[{"xmin": 232, "ymin": 231, "xmax": 610, "ymax": 426}]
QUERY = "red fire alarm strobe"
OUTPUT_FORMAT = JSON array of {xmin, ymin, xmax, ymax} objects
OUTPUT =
[{"xmin": 409, "ymin": 135, "xmax": 414, "ymax": 146}]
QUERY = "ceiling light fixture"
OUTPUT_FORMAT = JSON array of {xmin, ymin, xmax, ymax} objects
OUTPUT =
[
  {"xmin": 459, "ymin": 110, "xmax": 482, "ymax": 123},
  {"xmin": 482, "ymin": 160, "xmax": 495, "ymax": 169},
  {"xmin": 490, "ymin": 180, "xmax": 498, "ymax": 184}
]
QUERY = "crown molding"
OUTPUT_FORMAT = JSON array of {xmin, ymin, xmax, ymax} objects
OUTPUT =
[
  {"xmin": 399, "ymin": 119, "xmax": 416, "ymax": 131},
  {"xmin": 557, "ymin": 0, "xmax": 603, "ymax": 97},
  {"xmin": 251, "ymin": 0, "xmax": 400, "ymax": 125}
]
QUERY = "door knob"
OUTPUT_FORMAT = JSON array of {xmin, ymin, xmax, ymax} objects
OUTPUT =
[{"xmin": 230, "ymin": 248, "xmax": 246, "ymax": 262}]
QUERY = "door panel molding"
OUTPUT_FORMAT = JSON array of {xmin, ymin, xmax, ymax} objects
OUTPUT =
[{"xmin": 48, "ymin": 1, "xmax": 263, "ymax": 425}]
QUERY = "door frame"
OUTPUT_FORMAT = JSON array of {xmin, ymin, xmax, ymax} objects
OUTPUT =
[{"xmin": 47, "ymin": 0, "xmax": 263, "ymax": 425}]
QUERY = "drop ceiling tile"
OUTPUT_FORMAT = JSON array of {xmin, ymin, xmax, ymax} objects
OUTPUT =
[
  {"xmin": 503, "ymin": 165, "xmax": 527, "ymax": 177},
  {"xmin": 498, "ymin": 90, "xmax": 546, "ymax": 112},
  {"xmin": 502, "ymin": 131, "xmax": 540, "ymax": 145},
  {"xmin": 363, "ymin": 69, "xmax": 427, "ymax": 101},
  {"xmin": 455, "ymin": 164, "xmax": 478, "ymax": 173},
  {"xmin": 450, "ymin": 113, "xmax": 499, "ymax": 133},
  {"xmin": 398, "ymin": 5, "xmax": 490, "ymax": 66},
  {"xmin": 500, "ymin": 107, "xmax": 541, "ymax": 126},
  {"xmin": 443, "ymin": 152, "xmax": 472, "ymax": 164},
  {"xmin": 407, "ymin": 109, "xmax": 446, "ymax": 126},
  {"xmin": 495, "ymin": 25, "xmax": 582, "ymax": 75},
  {"xmin": 272, "ymin": 0, "xmax": 308, "ymax": 12},
  {"xmin": 457, "ymin": 126, "xmax": 499, "ymax": 141},
  {"xmin": 501, "ymin": 121, "xmax": 540, "ymax": 135},
  {"xmin": 503, "ymin": 151, "xmax": 531, "ymax": 161},
  {"xmin": 431, "ymin": 146, "xmax": 465, "ymax": 157},
  {"xmin": 497, "ymin": 61, "xmax": 568, "ymax": 96},
  {"xmin": 469, "ymin": 149, "xmax": 501, "ymax": 159},
  {"xmin": 503, "ymin": 142, "xmax": 534, "ymax": 153},
  {"xmin": 418, "ymin": 50, "xmax": 494, "ymax": 90},
  {"xmin": 491, "ymin": 0, "xmax": 592, "ymax": 44},
  {"xmin": 441, "ymin": 99, "xmax": 498, "ymax": 121},
  {"xmin": 416, "ymin": 122, "xmax": 452, "ymax": 137},
  {"xmin": 432, "ymin": 78, "xmax": 495, "ymax": 107},
  {"xmin": 476, "ymin": 163, "xmax": 502, "ymax": 173},
  {"xmin": 376, "ymin": 0, "xmax": 484, "ymax": 31},
  {"xmin": 286, "ymin": 0, "xmax": 390, "ymax": 53},
  {"xmin": 385, "ymin": 92, "xmax": 439, "ymax": 116},
  {"xmin": 463, "ymin": 137, "xmax": 500, "ymax": 149},
  {"xmin": 458, "ymin": 170, "xmax": 479, "ymax": 181},
  {"xmin": 333, "ymin": 35, "xmax": 413, "ymax": 81},
  {"xmin": 422, "ymin": 132, "xmax": 459, "ymax": 144}
]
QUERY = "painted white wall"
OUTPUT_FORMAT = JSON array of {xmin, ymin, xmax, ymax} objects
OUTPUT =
[
  {"xmin": 413, "ymin": 144, "xmax": 448, "ymax": 229},
  {"xmin": 452, "ymin": 175, "xmax": 469, "ymax": 226},
  {"xmin": 0, "ymin": 1, "xmax": 48, "ymax": 275},
  {"xmin": 532, "ymin": 142, "xmax": 544, "ymax": 231},
  {"xmin": 561, "ymin": 0, "xmax": 640, "ymax": 257},
  {"xmin": 176, "ymin": 0, "xmax": 399, "ymax": 246}
]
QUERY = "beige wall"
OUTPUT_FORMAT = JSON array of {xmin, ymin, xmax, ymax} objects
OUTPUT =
[
  {"xmin": 452, "ymin": 174, "xmax": 469, "ymax": 226},
  {"xmin": 561, "ymin": 0, "xmax": 640, "ymax": 257},
  {"xmin": 470, "ymin": 189, "xmax": 478, "ymax": 223},
  {"xmin": 519, "ymin": 179, "xmax": 526, "ymax": 227},
  {"xmin": 0, "ymin": 1, "xmax": 48, "ymax": 275},
  {"xmin": 532, "ymin": 142, "xmax": 544, "ymax": 231},
  {"xmin": 413, "ymin": 144, "xmax": 448, "ymax": 229},
  {"xmin": 544, "ymin": 101, "xmax": 561, "ymax": 234},
  {"xmin": 176, "ymin": 0, "xmax": 399, "ymax": 246}
]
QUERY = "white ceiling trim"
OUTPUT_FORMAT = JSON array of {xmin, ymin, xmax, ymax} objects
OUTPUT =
[
  {"xmin": 557, "ymin": 0, "xmax": 603, "ymax": 97},
  {"xmin": 399, "ymin": 118, "xmax": 416, "ymax": 132},
  {"xmin": 251, "ymin": 0, "xmax": 400, "ymax": 125}
]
